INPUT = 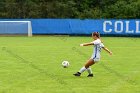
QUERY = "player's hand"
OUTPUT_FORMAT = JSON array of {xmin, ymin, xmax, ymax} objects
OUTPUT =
[
  {"xmin": 109, "ymin": 52, "xmax": 113, "ymax": 55},
  {"xmin": 80, "ymin": 44, "xmax": 84, "ymax": 46}
]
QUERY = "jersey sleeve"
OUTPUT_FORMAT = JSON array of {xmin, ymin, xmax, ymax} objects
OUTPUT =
[
  {"xmin": 100, "ymin": 43, "xmax": 105, "ymax": 48},
  {"xmin": 93, "ymin": 39, "xmax": 101, "ymax": 45}
]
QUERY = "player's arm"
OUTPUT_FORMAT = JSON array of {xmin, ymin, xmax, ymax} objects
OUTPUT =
[
  {"xmin": 80, "ymin": 42, "xmax": 94, "ymax": 46},
  {"xmin": 102, "ymin": 47, "xmax": 112, "ymax": 55}
]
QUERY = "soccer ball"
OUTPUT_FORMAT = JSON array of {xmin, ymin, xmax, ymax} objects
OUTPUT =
[{"xmin": 62, "ymin": 61, "xmax": 69, "ymax": 68}]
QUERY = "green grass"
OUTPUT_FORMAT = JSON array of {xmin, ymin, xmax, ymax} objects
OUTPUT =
[{"xmin": 0, "ymin": 36, "xmax": 140, "ymax": 93}]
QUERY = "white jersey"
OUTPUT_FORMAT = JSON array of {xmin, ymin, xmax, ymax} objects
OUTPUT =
[{"xmin": 91, "ymin": 39, "xmax": 104, "ymax": 62}]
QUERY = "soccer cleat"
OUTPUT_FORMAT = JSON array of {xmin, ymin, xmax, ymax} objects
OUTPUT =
[
  {"xmin": 87, "ymin": 74, "xmax": 94, "ymax": 77},
  {"xmin": 73, "ymin": 72, "xmax": 81, "ymax": 76}
]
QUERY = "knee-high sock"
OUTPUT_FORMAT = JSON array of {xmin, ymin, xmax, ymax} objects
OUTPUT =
[
  {"xmin": 79, "ymin": 66, "xmax": 86, "ymax": 73},
  {"xmin": 87, "ymin": 67, "xmax": 93, "ymax": 74}
]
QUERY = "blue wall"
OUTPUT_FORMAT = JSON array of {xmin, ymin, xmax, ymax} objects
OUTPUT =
[
  {"xmin": 0, "ymin": 19, "xmax": 140, "ymax": 35},
  {"xmin": 32, "ymin": 19, "xmax": 140, "ymax": 35}
]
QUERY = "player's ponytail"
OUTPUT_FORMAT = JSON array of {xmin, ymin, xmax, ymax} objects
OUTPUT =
[{"xmin": 92, "ymin": 32, "xmax": 103, "ymax": 42}]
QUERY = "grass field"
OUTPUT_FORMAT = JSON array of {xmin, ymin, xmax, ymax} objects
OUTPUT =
[{"xmin": 0, "ymin": 36, "xmax": 140, "ymax": 93}]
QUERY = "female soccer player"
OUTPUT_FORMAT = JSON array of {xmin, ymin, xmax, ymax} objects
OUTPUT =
[{"xmin": 73, "ymin": 32, "xmax": 112, "ymax": 77}]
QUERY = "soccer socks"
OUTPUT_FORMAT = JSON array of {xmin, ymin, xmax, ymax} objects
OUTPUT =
[
  {"xmin": 79, "ymin": 66, "xmax": 87, "ymax": 73},
  {"xmin": 74, "ymin": 67, "xmax": 93, "ymax": 77},
  {"xmin": 79, "ymin": 67, "xmax": 93, "ymax": 74},
  {"xmin": 87, "ymin": 67, "xmax": 93, "ymax": 74}
]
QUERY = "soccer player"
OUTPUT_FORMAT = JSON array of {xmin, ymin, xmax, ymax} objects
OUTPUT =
[{"xmin": 73, "ymin": 32, "xmax": 112, "ymax": 77}]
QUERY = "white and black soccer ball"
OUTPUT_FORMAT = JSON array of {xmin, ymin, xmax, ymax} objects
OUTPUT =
[{"xmin": 62, "ymin": 61, "xmax": 69, "ymax": 68}]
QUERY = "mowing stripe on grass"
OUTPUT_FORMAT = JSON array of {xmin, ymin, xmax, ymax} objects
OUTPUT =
[
  {"xmin": 72, "ymin": 46, "xmax": 137, "ymax": 85},
  {"xmin": 2, "ymin": 47, "xmax": 76, "ymax": 93}
]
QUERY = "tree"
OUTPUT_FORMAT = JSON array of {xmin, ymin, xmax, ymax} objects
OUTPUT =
[{"xmin": 0, "ymin": 0, "xmax": 139, "ymax": 18}]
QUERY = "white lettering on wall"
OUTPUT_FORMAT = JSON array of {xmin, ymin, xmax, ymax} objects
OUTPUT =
[
  {"xmin": 103, "ymin": 21, "xmax": 112, "ymax": 33},
  {"xmin": 126, "ymin": 21, "xmax": 134, "ymax": 33},
  {"xmin": 136, "ymin": 21, "xmax": 140, "ymax": 33},
  {"xmin": 115, "ymin": 21, "xmax": 123, "ymax": 33}
]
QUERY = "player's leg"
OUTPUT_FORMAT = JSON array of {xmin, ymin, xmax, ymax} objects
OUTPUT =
[
  {"xmin": 87, "ymin": 67, "xmax": 93, "ymax": 77},
  {"xmin": 85, "ymin": 59, "xmax": 95, "ymax": 68},
  {"xmin": 85, "ymin": 59, "xmax": 95, "ymax": 77},
  {"xmin": 73, "ymin": 59, "xmax": 95, "ymax": 76}
]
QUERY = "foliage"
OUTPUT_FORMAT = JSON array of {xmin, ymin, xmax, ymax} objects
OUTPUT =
[{"xmin": 0, "ymin": 0, "xmax": 139, "ymax": 18}]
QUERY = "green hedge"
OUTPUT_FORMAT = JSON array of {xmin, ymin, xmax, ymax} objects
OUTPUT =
[{"xmin": 0, "ymin": 0, "xmax": 139, "ymax": 18}]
